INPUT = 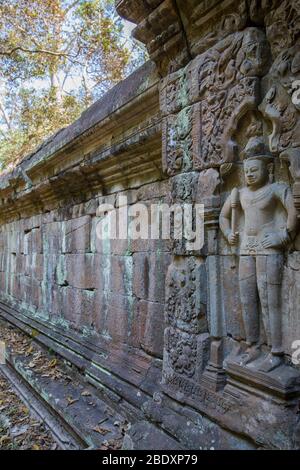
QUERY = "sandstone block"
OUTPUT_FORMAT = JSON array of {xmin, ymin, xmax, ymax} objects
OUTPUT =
[
  {"xmin": 61, "ymin": 254, "xmax": 101, "ymax": 289},
  {"xmin": 62, "ymin": 215, "xmax": 91, "ymax": 253},
  {"xmin": 133, "ymin": 252, "xmax": 171, "ymax": 303},
  {"xmin": 130, "ymin": 300, "xmax": 164, "ymax": 358}
]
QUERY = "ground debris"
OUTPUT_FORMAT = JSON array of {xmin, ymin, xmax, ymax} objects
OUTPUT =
[
  {"xmin": 0, "ymin": 321, "xmax": 71, "ymax": 382},
  {"xmin": 0, "ymin": 319, "xmax": 126, "ymax": 450},
  {"xmin": 92, "ymin": 425, "xmax": 110, "ymax": 435},
  {"xmin": 0, "ymin": 371, "xmax": 56, "ymax": 450},
  {"xmin": 99, "ymin": 437, "xmax": 124, "ymax": 450}
]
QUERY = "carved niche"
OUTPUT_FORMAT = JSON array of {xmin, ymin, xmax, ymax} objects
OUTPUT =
[
  {"xmin": 162, "ymin": 27, "xmax": 271, "ymax": 175},
  {"xmin": 193, "ymin": 27, "xmax": 270, "ymax": 169}
]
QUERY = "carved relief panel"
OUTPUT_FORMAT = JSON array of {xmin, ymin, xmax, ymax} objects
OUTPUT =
[
  {"xmin": 162, "ymin": 255, "xmax": 209, "ymax": 393},
  {"xmin": 161, "ymin": 27, "xmax": 270, "ymax": 176},
  {"xmin": 164, "ymin": 256, "xmax": 207, "ymax": 334}
]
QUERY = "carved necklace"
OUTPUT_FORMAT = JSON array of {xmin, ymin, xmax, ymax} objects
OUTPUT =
[{"xmin": 247, "ymin": 185, "xmax": 273, "ymax": 205}]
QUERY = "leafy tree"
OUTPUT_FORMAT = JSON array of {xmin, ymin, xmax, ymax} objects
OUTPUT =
[{"xmin": 0, "ymin": 0, "xmax": 146, "ymax": 171}]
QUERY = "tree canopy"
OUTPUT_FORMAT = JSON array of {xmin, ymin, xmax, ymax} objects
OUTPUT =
[{"xmin": 0, "ymin": 0, "xmax": 146, "ymax": 171}]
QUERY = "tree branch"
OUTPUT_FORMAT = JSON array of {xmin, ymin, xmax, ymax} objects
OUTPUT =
[
  {"xmin": 0, "ymin": 46, "xmax": 68, "ymax": 57},
  {"xmin": 65, "ymin": 0, "xmax": 82, "ymax": 13},
  {"xmin": 0, "ymin": 97, "xmax": 12, "ymax": 130}
]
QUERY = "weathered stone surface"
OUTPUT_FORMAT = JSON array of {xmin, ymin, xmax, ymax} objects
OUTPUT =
[
  {"xmin": 106, "ymin": 293, "xmax": 137, "ymax": 343},
  {"xmin": 131, "ymin": 299, "xmax": 165, "ymax": 357},
  {"xmin": 60, "ymin": 254, "xmax": 101, "ymax": 290},
  {"xmin": 133, "ymin": 252, "xmax": 171, "ymax": 303},
  {"xmin": 60, "ymin": 286, "xmax": 98, "ymax": 330},
  {"xmin": 0, "ymin": 0, "xmax": 299, "ymax": 451},
  {"xmin": 123, "ymin": 420, "xmax": 183, "ymax": 450},
  {"xmin": 62, "ymin": 215, "xmax": 91, "ymax": 253}
]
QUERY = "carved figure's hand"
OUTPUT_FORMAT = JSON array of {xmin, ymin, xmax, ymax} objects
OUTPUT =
[
  {"xmin": 261, "ymin": 231, "xmax": 289, "ymax": 249},
  {"xmin": 228, "ymin": 231, "xmax": 239, "ymax": 246}
]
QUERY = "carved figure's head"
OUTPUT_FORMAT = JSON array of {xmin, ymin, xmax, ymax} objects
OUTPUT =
[
  {"xmin": 239, "ymin": 28, "xmax": 270, "ymax": 77},
  {"xmin": 243, "ymin": 158, "xmax": 269, "ymax": 187},
  {"xmin": 242, "ymin": 136, "xmax": 273, "ymax": 188}
]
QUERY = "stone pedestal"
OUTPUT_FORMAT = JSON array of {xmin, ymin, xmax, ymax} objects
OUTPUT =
[
  {"xmin": 201, "ymin": 339, "xmax": 227, "ymax": 392},
  {"xmin": 225, "ymin": 358, "xmax": 300, "ymax": 402}
]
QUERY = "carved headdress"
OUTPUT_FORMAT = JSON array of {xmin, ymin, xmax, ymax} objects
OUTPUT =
[{"xmin": 242, "ymin": 136, "xmax": 274, "ymax": 163}]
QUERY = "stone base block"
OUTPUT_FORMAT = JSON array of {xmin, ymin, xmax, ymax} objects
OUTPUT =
[{"xmin": 225, "ymin": 358, "xmax": 300, "ymax": 401}]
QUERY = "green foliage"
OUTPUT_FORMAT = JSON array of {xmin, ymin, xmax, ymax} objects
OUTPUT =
[
  {"xmin": 0, "ymin": 89, "xmax": 83, "ymax": 169},
  {"xmin": 0, "ymin": 0, "xmax": 147, "ymax": 171}
]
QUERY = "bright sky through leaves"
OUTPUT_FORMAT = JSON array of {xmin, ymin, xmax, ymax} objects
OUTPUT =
[{"xmin": 0, "ymin": 0, "xmax": 145, "ymax": 172}]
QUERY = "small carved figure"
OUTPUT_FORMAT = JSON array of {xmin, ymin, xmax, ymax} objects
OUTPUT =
[{"xmin": 220, "ymin": 137, "xmax": 298, "ymax": 372}]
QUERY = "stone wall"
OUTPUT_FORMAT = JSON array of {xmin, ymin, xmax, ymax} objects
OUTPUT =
[
  {"xmin": 0, "ymin": 61, "xmax": 168, "ymax": 419},
  {"xmin": 0, "ymin": 0, "xmax": 300, "ymax": 450},
  {"xmin": 0, "ymin": 182, "xmax": 172, "ymax": 354}
]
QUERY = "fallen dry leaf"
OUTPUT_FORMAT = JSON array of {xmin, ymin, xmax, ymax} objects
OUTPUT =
[
  {"xmin": 26, "ymin": 345, "xmax": 34, "ymax": 356},
  {"xmin": 66, "ymin": 396, "xmax": 79, "ymax": 406},
  {"xmin": 0, "ymin": 435, "xmax": 11, "ymax": 445},
  {"xmin": 48, "ymin": 359, "xmax": 57, "ymax": 368},
  {"xmin": 20, "ymin": 406, "xmax": 29, "ymax": 415},
  {"xmin": 92, "ymin": 426, "xmax": 110, "ymax": 435}
]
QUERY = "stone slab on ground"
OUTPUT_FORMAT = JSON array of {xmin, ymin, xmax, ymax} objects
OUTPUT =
[{"xmin": 122, "ymin": 421, "xmax": 183, "ymax": 450}]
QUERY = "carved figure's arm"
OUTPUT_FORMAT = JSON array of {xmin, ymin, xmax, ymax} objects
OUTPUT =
[
  {"xmin": 278, "ymin": 185, "xmax": 298, "ymax": 243},
  {"xmin": 219, "ymin": 194, "xmax": 233, "ymax": 241},
  {"xmin": 263, "ymin": 185, "xmax": 298, "ymax": 250}
]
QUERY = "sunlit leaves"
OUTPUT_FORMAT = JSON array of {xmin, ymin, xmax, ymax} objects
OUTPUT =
[{"xmin": 0, "ymin": 0, "xmax": 146, "ymax": 171}]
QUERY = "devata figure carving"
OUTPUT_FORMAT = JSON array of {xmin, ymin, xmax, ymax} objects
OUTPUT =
[{"xmin": 220, "ymin": 137, "xmax": 298, "ymax": 372}]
